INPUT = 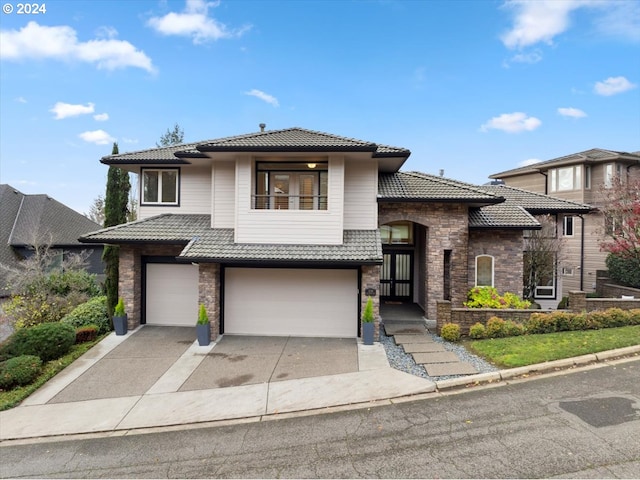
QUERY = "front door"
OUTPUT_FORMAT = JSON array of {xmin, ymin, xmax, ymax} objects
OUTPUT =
[{"xmin": 380, "ymin": 251, "xmax": 413, "ymax": 301}]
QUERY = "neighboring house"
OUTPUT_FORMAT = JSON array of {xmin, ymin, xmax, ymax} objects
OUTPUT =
[
  {"xmin": 490, "ymin": 149, "xmax": 640, "ymax": 300},
  {"xmin": 0, "ymin": 184, "xmax": 105, "ymax": 297},
  {"xmin": 79, "ymin": 127, "xmax": 590, "ymax": 339}
]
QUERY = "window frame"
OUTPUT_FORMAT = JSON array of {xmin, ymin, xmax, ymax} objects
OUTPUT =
[
  {"xmin": 549, "ymin": 165, "xmax": 582, "ymax": 192},
  {"xmin": 254, "ymin": 160, "xmax": 328, "ymax": 210},
  {"xmin": 563, "ymin": 216, "xmax": 574, "ymax": 237},
  {"xmin": 140, "ymin": 167, "xmax": 180, "ymax": 206},
  {"xmin": 475, "ymin": 255, "xmax": 494, "ymax": 287}
]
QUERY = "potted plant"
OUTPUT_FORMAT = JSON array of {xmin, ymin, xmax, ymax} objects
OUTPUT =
[
  {"xmin": 196, "ymin": 304, "xmax": 210, "ymax": 346},
  {"xmin": 113, "ymin": 298, "xmax": 128, "ymax": 336},
  {"xmin": 362, "ymin": 296, "xmax": 375, "ymax": 345}
]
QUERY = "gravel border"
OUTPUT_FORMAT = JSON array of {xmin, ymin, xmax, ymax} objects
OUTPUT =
[{"xmin": 379, "ymin": 329, "xmax": 499, "ymax": 382}]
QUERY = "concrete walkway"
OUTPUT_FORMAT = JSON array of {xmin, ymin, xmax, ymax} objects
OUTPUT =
[{"xmin": 0, "ymin": 327, "xmax": 437, "ymax": 441}]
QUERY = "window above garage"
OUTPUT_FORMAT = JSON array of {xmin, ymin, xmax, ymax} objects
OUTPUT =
[
  {"xmin": 253, "ymin": 160, "xmax": 328, "ymax": 210},
  {"xmin": 141, "ymin": 168, "xmax": 179, "ymax": 205}
]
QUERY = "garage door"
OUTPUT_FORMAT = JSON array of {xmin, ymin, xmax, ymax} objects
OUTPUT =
[
  {"xmin": 145, "ymin": 263, "xmax": 199, "ymax": 326},
  {"xmin": 224, "ymin": 268, "xmax": 358, "ymax": 337}
]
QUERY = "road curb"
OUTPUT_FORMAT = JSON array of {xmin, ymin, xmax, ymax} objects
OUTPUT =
[{"xmin": 435, "ymin": 345, "xmax": 640, "ymax": 391}]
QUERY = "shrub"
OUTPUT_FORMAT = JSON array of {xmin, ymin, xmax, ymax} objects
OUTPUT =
[
  {"xmin": 485, "ymin": 316, "xmax": 507, "ymax": 338},
  {"xmin": 440, "ymin": 323, "xmax": 461, "ymax": 342},
  {"xmin": 2, "ymin": 322, "xmax": 76, "ymax": 362},
  {"xmin": 605, "ymin": 308, "xmax": 630, "ymax": 328},
  {"xmin": 557, "ymin": 296, "xmax": 569, "ymax": 309},
  {"xmin": 503, "ymin": 319, "xmax": 525, "ymax": 337},
  {"xmin": 525, "ymin": 312, "xmax": 557, "ymax": 334},
  {"xmin": 469, "ymin": 322, "xmax": 486, "ymax": 339},
  {"xmin": 606, "ymin": 253, "xmax": 640, "ymax": 288},
  {"xmin": 75, "ymin": 325, "xmax": 99, "ymax": 343},
  {"xmin": 0, "ymin": 355, "xmax": 42, "ymax": 390},
  {"xmin": 628, "ymin": 309, "xmax": 640, "ymax": 325},
  {"xmin": 464, "ymin": 287, "xmax": 531, "ymax": 309},
  {"xmin": 61, "ymin": 296, "xmax": 110, "ymax": 334}
]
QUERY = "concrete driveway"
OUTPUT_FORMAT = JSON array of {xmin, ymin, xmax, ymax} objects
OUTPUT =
[{"xmin": 46, "ymin": 326, "xmax": 358, "ymax": 403}]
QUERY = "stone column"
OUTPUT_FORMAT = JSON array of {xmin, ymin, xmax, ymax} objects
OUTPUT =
[
  {"xmin": 198, "ymin": 263, "xmax": 220, "ymax": 341},
  {"xmin": 568, "ymin": 291, "xmax": 587, "ymax": 313},
  {"xmin": 436, "ymin": 300, "xmax": 451, "ymax": 335},
  {"xmin": 118, "ymin": 245, "xmax": 141, "ymax": 329}
]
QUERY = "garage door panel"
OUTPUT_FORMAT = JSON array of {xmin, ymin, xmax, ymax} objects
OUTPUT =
[
  {"xmin": 146, "ymin": 264, "xmax": 199, "ymax": 326},
  {"xmin": 224, "ymin": 268, "xmax": 358, "ymax": 337}
]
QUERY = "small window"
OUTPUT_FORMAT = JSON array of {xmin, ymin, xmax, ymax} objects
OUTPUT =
[
  {"xmin": 562, "ymin": 267, "xmax": 574, "ymax": 276},
  {"xmin": 142, "ymin": 168, "xmax": 179, "ymax": 205},
  {"xmin": 563, "ymin": 216, "xmax": 574, "ymax": 237},
  {"xmin": 584, "ymin": 166, "xmax": 591, "ymax": 189},
  {"xmin": 475, "ymin": 255, "xmax": 494, "ymax": 287}
]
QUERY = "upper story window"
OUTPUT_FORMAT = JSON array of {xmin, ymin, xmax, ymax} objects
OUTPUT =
[
  {"xmin": 254, "ymin": 161, "xmax": 328, "ymax": 210},
  {"xmin": 549, "ymin": 165, "xmax": 582, "ymax": 192},
  {"xmin": 584, "ymin": 165, "xmax": 591, "ymax": 189},
  {"xmin": 380, "ymin": 221, "xmax": 414, "ymax": 244},
  {"xmin": 604, "ymin": 163, "xmax": 623, "ymax": 189},
  {"xmin": 142, "ymin": 168, "xmax": 179, "ymax": 205}
]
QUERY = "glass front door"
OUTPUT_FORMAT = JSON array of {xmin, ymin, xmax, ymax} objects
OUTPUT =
[{"xmin": 380, "ymin": 251, "xmax": 413, "ymax": 301}]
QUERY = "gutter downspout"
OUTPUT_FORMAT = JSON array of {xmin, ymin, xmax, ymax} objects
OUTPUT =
[{"xmin": 578, "ymin": 214, "xmax": 585, "ymax": 291}]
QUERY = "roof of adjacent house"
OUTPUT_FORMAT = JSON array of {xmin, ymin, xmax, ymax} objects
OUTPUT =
[
  {"xmin": 490, "ymin": 148, "xmax": 640, "ymax": 179},
  {"xmin": 102, "ymin": 127, "xmax": 411, "ymax": 165},
  {"xmin": 378, "ymin": 171, "xmax": 503, "ymax": 205},
  {"xmin": 479, "ymin": 185, "xmax": 592, "ymax": 214},
  {"xmin": 80, "ymin": 214, "xmax": 382, "ymax": 264},
  {"xmin": 0, "ymin": 184, "xmax": 103, "ymax": 296}
]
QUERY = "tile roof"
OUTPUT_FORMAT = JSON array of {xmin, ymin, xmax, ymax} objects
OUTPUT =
[
  {"xmin": 80, "ymin": 214, "xmax": 382, "ymax": 264},
  {"xmin": 490, "ymin": 148, "xmax": 640, "ymax": 178},
  {"xmin": 102, "ymin": 127, "xmax": 410, "ymax": 164},
  {"xmin": 378, "ymin": 171, "xmax": 502, "ymax": 204},
  {"xmin": 469, "ymin": 205, "xmax": 540, "ymax": 229},
  {"xmin": 479, "ymin": 185, "xmax": 592, "ymax": 213}
]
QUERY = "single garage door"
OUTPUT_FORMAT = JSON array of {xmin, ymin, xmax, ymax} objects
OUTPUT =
[
  {"xmin": 224, "ymin": 268, "xmax": 358, "ymax": 337},
  {"xmin": 145, "ymin": 263, "xmax": 199, "ymax": 326}
]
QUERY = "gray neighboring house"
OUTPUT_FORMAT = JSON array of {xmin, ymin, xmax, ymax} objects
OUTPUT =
[
  {"xmin": 79, "ymin": 127, "xmax": 592, "ymax": 340},
  {"xmin": 0, "ymin": 184, "xmax": 105, "ymax": 297}
]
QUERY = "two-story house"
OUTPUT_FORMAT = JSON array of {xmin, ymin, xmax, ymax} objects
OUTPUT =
[
  {"xmin": 490, "ymin": 149, "xmax": 640, "ymax": 301},
  {"xmin": 80, "ymin": 127, "xmax": 590, "ymax": 339}
]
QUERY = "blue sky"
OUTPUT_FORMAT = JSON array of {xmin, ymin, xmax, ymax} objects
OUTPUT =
[{"xmin": 1, "ymin": 0, "xmax": 639, "ymax": 215}]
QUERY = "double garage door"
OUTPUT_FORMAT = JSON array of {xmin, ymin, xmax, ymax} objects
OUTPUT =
[{"xmin": 145, "ymin": 264, "xmax": 358, "ymax": 337}]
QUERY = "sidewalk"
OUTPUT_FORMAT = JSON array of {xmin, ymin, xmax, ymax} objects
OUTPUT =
[{"xmin": 1, "ymin": 328, "xmax": 638, "ymax": 443}]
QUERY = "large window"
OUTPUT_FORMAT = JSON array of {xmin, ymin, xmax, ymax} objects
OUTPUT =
[
  {"xmin": 475, "ymin": 255, "xmax": 494, "ymax": 287},
  {"xmin": 604, "ymin": 163, "xmax": 623, "ymax": 189},
  {"xmin": 254, "ymin": 161, "xmax": 328, "ymax": 210},
  {"xmin": 550, "ymin": 166, "xmax": 582, "ymax": 192},
  {"xmin": 142, "ymin": 168, "xmax": 179, "ymax": 205}
]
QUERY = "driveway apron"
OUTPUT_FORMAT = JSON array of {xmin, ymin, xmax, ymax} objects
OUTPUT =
[
  {"xmin": 47, "ymin": 326, "xmax": 195, "ymax": 404},
  {"xmin": 180, "ymin": 336, "xmax": 358, "ymax": 391}
]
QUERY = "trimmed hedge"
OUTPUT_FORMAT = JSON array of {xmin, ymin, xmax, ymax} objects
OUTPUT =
[
  {"xmin": 61, "ymin": 296, "xmax": 110, "ymax": 334},
  {"xmin": 606, "ymin": 253, "xmax": 640, "ymax": 288},
  {"xmin": 0, "ymin": 355, "xmax": 42, "ymax": 390},
  {"xmin": 469, "ymin": 308, "xmax": 640, "ymax": 339},
  {"xmin": 75, "ymin": 325, "xmax": 99, "ymax": 343},
  {"xmin": 0, "ymin": 322, "xmax": 76, "ymax": 362}
]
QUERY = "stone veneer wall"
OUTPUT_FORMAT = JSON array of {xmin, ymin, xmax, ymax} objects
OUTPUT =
[
  {"xmin": 468, "ymin": 230, "xmax": 524, "ymax": 295},
  {"xmin": 198, "ymin": 263, "xmax": 220, "ymax": 341},
  {"xmin": 361, "ymin": 264, "xmax": 380, "ymax": 340},
  {"xmin": 436, "ymin": 301, "xmax": 532, "ymax": 335},
  {"xmin": 569, "ymin": 290, "xmax": 640, "ymax": 312},
  {"xmin": 379, "ymin": 202, "xmax": 469, "ymax": 320}
]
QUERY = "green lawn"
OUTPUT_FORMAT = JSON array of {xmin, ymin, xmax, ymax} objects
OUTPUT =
[
  {"xmin": 467, "ymin": 325, "xmax": 640, "ymax": 368},
  {"xmin": 0, "ymin": 335, "xmax": 106, "ymax": 411}
]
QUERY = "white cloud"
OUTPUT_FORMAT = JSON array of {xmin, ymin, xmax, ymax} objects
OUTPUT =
[
  {"xmin": 557, "ymin": 107, "xmax": 587, "ymax": 118},
  {"xmin": 501, "ymin": 0, "xmax": 580, "ymax": 49},
  {"xmin": 78, "ymin": 129, "xmax": 115, "ymax": 145},
  {"xmin": 94, "ymin": 113, "xmax": 109, "ymax": 121},
  {"xmin": 122, "ymin": 137, "xmax": 138, "ymax": 144},
  {"xmin": 50, "ymin": 102, "xmax": 94, "ymax": 119},
  {"xmin": 480, "ymin": 112, "xmax": 542, "ymax": 133},
  {"xmin": 0, "ymin": 21, "xmax": 155, "ymax": 72},
  {"xmin": 15, "ymin": 96, "xmax": 27, "ymax": 103},
  {"xmin": 148, "ymin": 0, "xmax": 251, "ymax": 44},
  {"xmin": 594, "ymin": 76, "xmax": 637, "ymax": 96},
  {"xmin": 518, "ymin": 158, "xmax": 543, "ymax": 167},
  {"xmin": 507, "ymin": 50, "xmax": 543, "ymax": 65},
  {"xmin": 244, "ymin": 89, "xmax": 279, "ymax": 107},
  {"xmin": 501, "ymin": 0, "xmax": 640, "ymax": 50}
]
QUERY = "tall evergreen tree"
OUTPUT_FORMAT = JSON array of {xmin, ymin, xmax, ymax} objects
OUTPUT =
[{"xmin": 102, "ymin": 142, "xmax": 131, "ymax": 318}]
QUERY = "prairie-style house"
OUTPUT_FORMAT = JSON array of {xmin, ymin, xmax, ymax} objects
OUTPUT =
[
  {"xmin": 80, "ymin": 127, "xmax": 590, "ymax": 339},
  {"xmin": 490, "ymin": 149, "xmax": 640, "ymax": 302}
]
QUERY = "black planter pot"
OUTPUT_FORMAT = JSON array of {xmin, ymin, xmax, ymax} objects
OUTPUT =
[
  {"xmin": 362, "ymin": 322, "xmax": 375, "ymax": 345},
  {"xmin": 197, "ymin": 323, "xmax": 211, "ymax": 346},
  {"xmin": 113, "ymin": 315, "xmax": 128, "ymax": 336}
]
